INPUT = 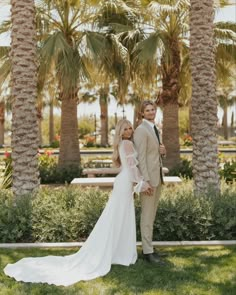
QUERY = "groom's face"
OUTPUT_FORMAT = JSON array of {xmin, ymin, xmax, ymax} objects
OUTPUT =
[{"xmin": 142, "ymin": 104, "xmax": 156, "ymax": 122}]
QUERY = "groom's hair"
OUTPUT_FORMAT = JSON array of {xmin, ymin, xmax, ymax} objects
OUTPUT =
[{"xmin": 140, "ymin": 100, "xmax": 157, "ymax": 114}]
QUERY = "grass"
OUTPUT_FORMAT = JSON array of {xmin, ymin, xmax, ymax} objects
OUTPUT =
[{"xmin": 0, "ymin": 246, "xmax": 236, "ymax": 295}]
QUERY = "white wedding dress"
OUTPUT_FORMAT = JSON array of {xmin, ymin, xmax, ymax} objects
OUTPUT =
[{"xmin": 4, "ymin": 140, "xmax": 148, "ymax": 286}]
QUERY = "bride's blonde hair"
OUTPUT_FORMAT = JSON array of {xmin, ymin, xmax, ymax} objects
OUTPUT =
[{"xmin": 112, "ymin": 119, "xmax": 133, "ymax": 167}]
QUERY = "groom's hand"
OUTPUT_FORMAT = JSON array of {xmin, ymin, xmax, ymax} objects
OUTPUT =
[
  {"xmin": 160, "ymin": 144, "xmax": 166, "ymax": 157},
  {"xmin": 144, "ymin": 183, "xmax": 154, "ymax": 196}
]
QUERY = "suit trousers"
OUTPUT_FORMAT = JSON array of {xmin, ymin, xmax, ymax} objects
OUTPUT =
[{"xmin": 140, "ymin": 183, "xmax": 162, "ymax": 254}]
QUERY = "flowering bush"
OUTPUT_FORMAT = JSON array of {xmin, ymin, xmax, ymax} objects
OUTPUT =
[
  {"xmin": 50, "ymin": 134, "xmax": 60, "ymax": 148},
  {"xmin": 84, "ymin": 135, "xmax": 96, "ymax": 147},
  {"xmin": 183, "ymin": 134, "xmax": 193, "ymax": 146},
  {"xmin": 1, "ymin": 150, "xmax": 82, "ymax": 186}
]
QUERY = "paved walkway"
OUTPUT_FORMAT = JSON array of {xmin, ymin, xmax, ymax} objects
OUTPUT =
[{"xmin": 1, "ymin": 241, "xmax": 235, "ymax": 249}]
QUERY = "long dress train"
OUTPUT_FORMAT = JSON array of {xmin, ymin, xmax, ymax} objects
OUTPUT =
[{"xmin": 4, "ymin": 140, "xmax": 148, "ymax": 286}]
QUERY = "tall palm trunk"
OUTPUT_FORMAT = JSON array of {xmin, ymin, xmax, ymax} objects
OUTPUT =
[
  {"xmin": 58, "ymin": 92, "xmax": 80, "ymax": 168},
  {"xmin": 133, "ymin": 102, "xmax": 141, "ymax": 129},
  {"xmin": 99, "ymin": 86, "xmax": 109, "ymax": 147},
  {"xmin": 190, "ymin": 0, "xmax": 220, "ymax": 195},
  {"xmin": 158, "ymin": 38, "xmax": 181, "ymax": 169},
  {"xmin": 0, "ymin": 102, "xmax": 4, "ymax": 146},
  {"xmin": 222, "ymin": 104, "xmax": 228, "ymax": 140},
  {"xmin": 11, "ymin": 0, "xmax": 39, "ymax": 196},
  {"xmin": 162, "ymin": 103, "xmax": 180, "ymax": 168},
  {"xmin": 49, "ymin": 100, "xmax": 54, "ymax": 145},
  {"xmin": 37, "ymin": 104, "xmax": 43, "ymax": 147}
]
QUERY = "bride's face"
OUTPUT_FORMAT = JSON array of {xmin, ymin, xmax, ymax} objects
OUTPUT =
[{"xmin": 122, "ymin": 124, "xmax": 133, "ymax": 139}]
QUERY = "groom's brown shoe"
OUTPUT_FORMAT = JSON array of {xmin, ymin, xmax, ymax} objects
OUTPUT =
[{"xmin": 143, "ymin": 253, "xmax": 166, "ymax": 265}]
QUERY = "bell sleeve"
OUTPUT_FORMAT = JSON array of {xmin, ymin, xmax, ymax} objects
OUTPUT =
[{"xmin": 122, "ymin": 140, "xmax": 149, "ymax": 194}]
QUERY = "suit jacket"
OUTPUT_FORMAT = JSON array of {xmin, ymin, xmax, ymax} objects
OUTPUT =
[{"xmin": 133, "ymin": 120, "xmax": 163, "ymax": 187}]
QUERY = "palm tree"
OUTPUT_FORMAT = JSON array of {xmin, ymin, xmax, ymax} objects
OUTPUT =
[
  {"xmin": 90, "ymin": 0, "xmax": 140, "ymax": 146},
  {"xmin": 217, "ymin": 70, "xmax": 236, "ymax": 140},
  {"xmin": 10, "ymin": 0, "xmax": 39, "ymax": 196},
  {"xmin": 0, "ymin": 101, "xmax": 4, "ymax": 146},
  {"xmin": 36, "ymin": 0, "xmax": 102, "ymax": 167},
  {"xmin": 133, "ymin": 0, "xmax": 190, "ymax": 169},
  {"xmin": 189, "ymin": 0, "xmax": 220, "ymax": 195}
]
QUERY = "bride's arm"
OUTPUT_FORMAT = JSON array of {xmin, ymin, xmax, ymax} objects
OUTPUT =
[{"xmin": 122, "ymin": 140, "xmax": 150, "ymax": 193}]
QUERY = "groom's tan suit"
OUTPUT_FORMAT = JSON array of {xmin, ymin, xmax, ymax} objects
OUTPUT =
[{"xmin": 134, "ymin": 119, "xmax": 163, "ymax": 254}]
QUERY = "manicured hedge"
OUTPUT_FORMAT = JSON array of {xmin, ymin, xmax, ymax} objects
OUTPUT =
[{"xmin": 0, "ymin": 181, "xmax": 235, "ymax": 242}]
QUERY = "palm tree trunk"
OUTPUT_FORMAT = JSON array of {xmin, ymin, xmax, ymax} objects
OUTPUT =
[
  {"xmin": 158, "ymin": 38, "xmax": 181, "ymax": 169},
  {"xmin": 99, "ymin": 86, "xmax": 109, "ymax": 147},
  {"xmin": 37, "ymin": 105, "xmax": 43, "ymax": 147},
  {"xmin": 11, "ymin": 0, "xmax": 39, "ymax": 196},
  {"xmin": 190, "ymin": 0, "xmax": 220, "ymax": 195},
  {"xmin": 162, "ymin": 103, "xmax": 180, "ymax": 169},
  {"xmin": 49, "ymin": 100, "xmax": 54, "ymax": 145},
  {"xmin": 58, "ymin": 93, "xmax": 80, "ymax": 168},
  {"xmin": 223, "ymin": 105, "xmax": 228, "ymax": 140},
  {"xmin": 0, "ymin": 102, "xmax": 5, "ymax": 146},
  {"xmin": 133, "ymin": 96, "xmax": 142, "ymax": 128},
  {"xmin": 133, "ymin": 103, "xmax": 139, "ymax": 129}
]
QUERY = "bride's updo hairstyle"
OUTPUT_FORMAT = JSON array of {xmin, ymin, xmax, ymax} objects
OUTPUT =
[{"xmin": 112, "ymin": 119, "xmax": 133, "ymax": 167}]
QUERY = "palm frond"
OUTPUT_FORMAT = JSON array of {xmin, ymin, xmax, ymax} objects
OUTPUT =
[
  {"xmin": 214, "ymin": 0, "xmax": 233, "ymax": 7},
  {"xmin": 0, "ymin": 46, "xmax": 10, "ymax": 59},
  {"xmin": 85, "ymin": 31, "xmax": 107, "ymax": 62},
  {"xmin": 96, "ymin": 0, "xmax": 139, "ymax": 30},
  {"xmin": 133, "ymin": 31, "xmax": 162, "ymax": 65},
  {"xmin": 0, "ymin": 20, "xmax": 11, "ymax": 35},
  {"xmin": 216, "ymin": 43, "xmax": 236, "ymax": 63},
  {"xmin": 215, "ymin": 27, "xmax": 236, "ymax": 42},
  {"xmin": 215, "ymin": 21, "xmax": 236, "ymax": 32},
  {"xmin": 0, "ymin": 59, "xmax": 11, "ymax": 90},
  {"xmin": 40, "ymin": 31, "xmax": 72, "ymax": 68}
]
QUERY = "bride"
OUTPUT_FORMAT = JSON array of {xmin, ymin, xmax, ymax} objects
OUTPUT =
[{"xmin": 4, "ymin": 119, "xmax": 151, "ymax": 286}]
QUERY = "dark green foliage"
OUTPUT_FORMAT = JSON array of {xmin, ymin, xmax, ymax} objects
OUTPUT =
[
  {"xmin": 0, "ymin": 191, "xmax": 33, "ymax": 242},
  {"xmin": 31, "ymin": 187, "xmax": 108, "ymax": 242},
  {"xmin": 168, "ymin": 159, "xmax": 193, "ymax": 179},
  {"xmin": 39, "ymin": 157, "xmax": 83, "ymax": 184},
  {"xmin": 220, "ymin": 160, "xmax": 236, "ymax": 183},
  {"xmin": 0, "ymin": 182, "xmax": 235, "ymax": 243},
  {"xmin": 50, "ymin": 140, "xmax": 60, "ymax": 148}
]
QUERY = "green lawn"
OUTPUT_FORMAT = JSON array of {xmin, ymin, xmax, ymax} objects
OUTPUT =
[{"xmin": 0, "ymin": 246, "xmax": 235, "ymax": 295}]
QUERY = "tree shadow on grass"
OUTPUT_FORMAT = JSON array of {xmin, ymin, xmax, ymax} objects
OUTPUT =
[{"xmin": 102, "ymin": 246, "xmax": 236, "ymax": 294}]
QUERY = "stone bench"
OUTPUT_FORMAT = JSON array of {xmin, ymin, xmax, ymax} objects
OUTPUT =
[
  {"xmin": 71, "ymin": 176, "xmax": 182, "ymax": 188},
  {"xmin": 83, "ymin": 167, "xmax": 169, "ymax": 178}
]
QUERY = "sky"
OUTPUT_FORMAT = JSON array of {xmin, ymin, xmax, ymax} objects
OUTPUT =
[{"xmin": 0, "ymin": 2, "xmax": 236, "ymax": 123}]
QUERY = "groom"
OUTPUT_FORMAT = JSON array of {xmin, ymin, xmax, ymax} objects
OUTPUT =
[{"xmin": 134, "ymin": 100, "xmax": 166, "ymax": 264}]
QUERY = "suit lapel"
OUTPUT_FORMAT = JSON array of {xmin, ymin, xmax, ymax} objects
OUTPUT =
[{"xmin": 141, "ymin": 120, "xmax": 160, "ymax": 147}]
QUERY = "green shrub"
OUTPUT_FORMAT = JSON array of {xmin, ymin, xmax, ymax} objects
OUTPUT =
[
  {"xmin": 168, "ymin": 159, "xmax": 193, "ymax": 179},
  {"xmin": 30, "ymin": 187, "xmax": 108, "ymax": 242},
  {"xmin": 50, "ymin": 140, "xmax": 60, "ymax": 148},
  {"xmin": 0, "ymin": 181, "xmax": 235, "ymax": 243},
  {"xmin": 0, "ymin": 191, "xmax": 33, "ymax": 242},
  {"xmin": 39, "ymin": 154, "xmax": 82, "ymax": 184},
  {"xmin": 220, "ymin": 161, "xmax": 236, "ymax": 183}
]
